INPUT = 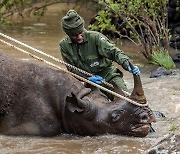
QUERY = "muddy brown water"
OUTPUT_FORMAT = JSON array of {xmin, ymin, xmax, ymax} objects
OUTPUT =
[{"xmin": 0, "ymin": 4, "xmax": 180, "ymax": 154}]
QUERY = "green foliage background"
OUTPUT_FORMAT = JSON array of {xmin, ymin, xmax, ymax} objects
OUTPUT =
[
  {"xmin": 88, "ymin": 0, "xmax": 176, "ymax": 69},
  {"xmin": 0, "ymin": 0, "xmax": 177, "ymax": 69}
]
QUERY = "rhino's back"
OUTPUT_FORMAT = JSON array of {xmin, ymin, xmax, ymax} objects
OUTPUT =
[
  {"xmin": 0, "ymin": 52, "xmax": 83, "ymax": 136},
  {"xmin": 0, "ymin": 52, "xmax": 76, "ymax": 105}
]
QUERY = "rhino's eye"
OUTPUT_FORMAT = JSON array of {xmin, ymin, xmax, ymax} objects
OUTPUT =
[
  {"xmin": 112, "ymin": 113, "xmax": 120, "ymax": 122},
  {"xmin": 111, "ymin": 110, "xmax": 124, "ymax": 122}
]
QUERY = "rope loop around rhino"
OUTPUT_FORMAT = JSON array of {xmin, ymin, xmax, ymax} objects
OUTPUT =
[
  {"xmin": 0, "ymin": 33, "xmax": 148, "ymax": 107},
  {"xmin": 0, "ymin": 32, "xmax": 130, "ymax": 96}
]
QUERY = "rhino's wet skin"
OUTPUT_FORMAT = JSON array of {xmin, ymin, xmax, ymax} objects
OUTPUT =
[
  {"xmin": 0, "ymin": 4, "xmax": 179, "ymax": 153},
  {"xmin": 0, "ymin": 52, "xmax": 156, "ymax": 137},
  {"xmin": 0, "ymin": 48, "xmax": 179, "ymax": 154},
  {"xmin": 0, "ymin": 52, "xmax": 157, "ymax": 153}
]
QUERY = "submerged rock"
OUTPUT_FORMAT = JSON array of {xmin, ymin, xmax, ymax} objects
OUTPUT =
[
  {"xmin": 150, "ymin": 67, "xmax": 172, "ymax": 78},
  {"xmin": 172, "ymin": 53, "xmax": 180, "ymax": 62},
  {"xmin": 146, "ymin": 134, "xmax": 180, "ymax": 154}
]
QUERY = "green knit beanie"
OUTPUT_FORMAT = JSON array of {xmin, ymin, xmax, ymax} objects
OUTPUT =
[{"xmin": 61, "ymin": 10, "xmax": 84, "ymax": 35}]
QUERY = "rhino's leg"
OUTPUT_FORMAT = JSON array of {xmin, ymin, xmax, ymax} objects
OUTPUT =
[{"xmin": 4, "ymin": 122, "xmax": 41, "ymax": 136}]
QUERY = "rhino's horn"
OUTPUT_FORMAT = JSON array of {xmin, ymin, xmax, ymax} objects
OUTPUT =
[{"xmin": 130, "ymin": 74, "xmax": 146, "ymax": 104}]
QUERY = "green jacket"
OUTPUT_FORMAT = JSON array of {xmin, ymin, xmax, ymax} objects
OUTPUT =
[{"xmin": 59, "ymin": 30, "xmax": 130, "ymax": 82}]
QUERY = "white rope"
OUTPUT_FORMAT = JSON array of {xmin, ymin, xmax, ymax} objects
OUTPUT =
[
  {"xmin": 0, "ymin": 32, "xmax": 130, "ymax": 96},
  {"xmin": 0, "ymin": 36, "xmax": 148, "ymax": 107}
]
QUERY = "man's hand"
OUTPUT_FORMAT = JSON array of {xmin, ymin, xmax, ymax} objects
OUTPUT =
[
  {"xmin": 88, "ymin": 75, "xmax": 104, "ymax": 85},
  {"xmin": 127, "ymin": 65, "xmax": 140, "ymax": 75}
]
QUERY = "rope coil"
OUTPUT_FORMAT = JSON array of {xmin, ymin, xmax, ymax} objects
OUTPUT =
[{"xmin": 0, "ymin": 33, "xmax": 148, "ymax": 107}]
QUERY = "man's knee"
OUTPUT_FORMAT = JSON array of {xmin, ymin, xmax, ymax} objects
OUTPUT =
[
  {"xmin": 110, "ymin": 76, "xmax": 128, "ymax": 91},
  {"xmin": 102, "ymin": 76, "xmax": 128, "ymax": 101}
]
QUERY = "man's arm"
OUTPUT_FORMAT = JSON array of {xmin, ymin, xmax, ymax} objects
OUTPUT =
[
  {"xmin": 96, "ymin": 34, "xmax": 140, "ymax": 75},
  {"xmin": 96, "ymin": 35, "xmax": 130, "ymax": 66}
]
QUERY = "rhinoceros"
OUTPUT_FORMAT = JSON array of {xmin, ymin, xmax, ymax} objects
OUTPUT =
[{"xmin": 0, "ymin": 52, "xmax": 156, "ymax": 137}]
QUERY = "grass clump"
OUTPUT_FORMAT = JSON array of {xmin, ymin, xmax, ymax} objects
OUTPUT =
[
  {"xmin": 149, "ymin": 48, "xmax": 176, "ymax": 70},
  {"xmin": 169, "ymin": 123, "xmax": 180, "ymax": 132}
]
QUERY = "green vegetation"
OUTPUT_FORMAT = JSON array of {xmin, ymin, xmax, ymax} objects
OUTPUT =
[
  {"xmin": 169, "ymin": 123, "xmax": 180, "ymax": 132},
  {"xmin": 0, "ymin": 0, "xmax": 85, "ymax": 25},
  {"xmin": 0, "ymin": 0, "xmax": 49, "ymax": 24},
  {"xmin": 89, "ymin": 0, "xmax": 176, "ymax": 67},
  {"xmin": 0, "ymin": 0, "xmax": 98, "ymax": 25},
  {"xmin": 149, "ymin": 48, "xmax": 176, "ymax": 70},
  {"xmin": 176, "ymin": 0, "xmax": 180, "ymax": 11},
  {"xmin": 0, "ymin": 0, "xmax": 177, "ymax": 68}
]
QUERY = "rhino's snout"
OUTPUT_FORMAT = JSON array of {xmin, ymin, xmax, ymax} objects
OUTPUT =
[
  {"xmin": 140, "ymin": 112, "xmax": 156, "ymax": 124},
  {"xmin": 140, "ymin": 114, "xmax": 150, "ymax": 123}
]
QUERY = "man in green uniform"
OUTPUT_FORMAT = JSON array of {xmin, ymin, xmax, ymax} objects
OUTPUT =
[{"xmin": 59, "ymin": 10, "xmax": 140, "ymax": 99}]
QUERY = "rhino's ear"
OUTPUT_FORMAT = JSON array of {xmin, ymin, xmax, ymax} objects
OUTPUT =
[
  {"xmin": 66, "ymin": 93, "xmax": 83, "ymax": 113},
  {"xmin": 66, "ymin": 88, "xmax": 91, "ymax": 113}
]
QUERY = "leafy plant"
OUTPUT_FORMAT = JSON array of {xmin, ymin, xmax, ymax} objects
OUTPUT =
[
  {"xmin": 89, "ymin": 0, "xmax": 171, "ymax": 61},
  {"xmin": 149, "ymin": 48, "xmax": 176, "ymax": 70},
  {"xmin": 176, "ymin": 0, "xmax": 180, "ymax": 11},
  {"xmin": 0, "ymin": 0, "xmax": 76, "ymax": 24}
]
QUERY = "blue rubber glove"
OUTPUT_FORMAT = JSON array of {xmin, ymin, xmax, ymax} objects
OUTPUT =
[
  {"xmin": 127, "ymin": 66, "xmax": 140, "ymax": 75},
  {"xmin": 88, "ymin": 75, "xmax": 104, "ymax": 85}
]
